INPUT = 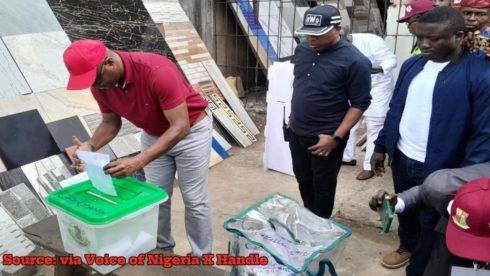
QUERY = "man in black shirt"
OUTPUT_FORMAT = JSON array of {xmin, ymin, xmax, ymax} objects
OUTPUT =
[{"xmin": 289, "ymin": 5, "xmax": 372, "ymax": 218}]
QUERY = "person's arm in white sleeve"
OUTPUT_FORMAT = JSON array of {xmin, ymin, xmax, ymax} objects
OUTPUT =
[{"xmin": 372, "ymin": 36, "xmax": 397, "ymax": 75}]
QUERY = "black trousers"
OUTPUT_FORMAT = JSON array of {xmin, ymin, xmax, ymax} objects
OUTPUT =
[{"xmin": 288, "ymin": 130, "xmax": 347, "ymax": 219}]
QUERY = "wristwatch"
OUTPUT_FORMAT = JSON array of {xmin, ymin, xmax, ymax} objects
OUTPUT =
[{"xmin": 332, "ymin": 135, "xmax": 343, "ymax": 143}]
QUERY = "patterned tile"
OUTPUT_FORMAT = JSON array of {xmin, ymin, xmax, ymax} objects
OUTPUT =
[{"xmin": 143, "ymin": 0, "xmax": 189, "ymax": 23}]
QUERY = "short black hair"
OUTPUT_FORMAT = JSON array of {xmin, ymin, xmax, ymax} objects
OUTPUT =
[{"xmin": 417, "ymin": 6, "xmax": 465, "ymax": 34}]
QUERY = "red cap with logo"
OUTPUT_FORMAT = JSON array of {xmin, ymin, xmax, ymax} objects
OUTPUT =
[
  {"xmin": 63, "ymin": 39, "xmax": 107, "ymax": 90},
  {"xmin": 397, "ymin": 0, "xmax": 435, "ymax": 23},
  {"xmin": 460, "ymin": 0, "xmax": 490, "ymax": 8},
  {"xmin": 446, "ymin": 177, "xmax": 490, "ymax": 262}
]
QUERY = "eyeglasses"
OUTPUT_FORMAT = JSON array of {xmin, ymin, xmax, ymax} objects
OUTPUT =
[{"xmin": 94, "ymin": 58, "xmax": 108, "ymax": 87}]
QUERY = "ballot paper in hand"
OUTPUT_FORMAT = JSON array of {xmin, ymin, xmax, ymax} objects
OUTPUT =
[{"xmin": 76, "ymin": 151, "xmax": 117, "ymax": 196}]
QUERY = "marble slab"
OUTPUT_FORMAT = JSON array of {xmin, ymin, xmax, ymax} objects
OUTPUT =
[
  {"xmin": 0, "ymin": 39, "xmax": 31, "ymax": 98},
  {"xmin": 0, "ymin": 94, "xmax": 51, "ymax": 125},
  {"xmin": 0, "ymin": 0, "xmax": 63, "ymax": 36},
  {"xmin": 2, "ymin": 31, "xmax": 70, "ymax": 93},
  {"xmin": 35, "ymin": 88, "xmax": 100, "ymax": 123},
  {"xmin": 47, "ymin": 0, "xmax": 176, "ymax": 62}
]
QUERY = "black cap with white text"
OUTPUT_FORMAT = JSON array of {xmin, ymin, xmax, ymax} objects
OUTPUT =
[{"xmin": 296, "ymin": 5, "xmax": 342, "ymax": 36}]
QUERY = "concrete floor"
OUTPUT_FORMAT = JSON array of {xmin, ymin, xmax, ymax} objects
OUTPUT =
[{"xmin": 169, "ymin": 134, "xmax": 405, "ymax": 275}]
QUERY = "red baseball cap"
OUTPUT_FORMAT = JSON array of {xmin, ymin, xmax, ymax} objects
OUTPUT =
[
  {"xmin": 460, "ymin": 0, "xmax": 490, "ymax": 8},
  {"xmin": 63, "ymin": 39, "xmax": 107, "ymax": 90},
  {"xmin": 446, "ymin": 177, "xmax": 490, "ymax": 262},
  {"xmin": 397, "ymin": 0, "xmax": 435, "ymax": 23}
]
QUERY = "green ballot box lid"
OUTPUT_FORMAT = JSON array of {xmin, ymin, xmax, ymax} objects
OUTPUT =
[{"xmin": 46, "ymin": 176, "xmax": 168, "ymax": 225}]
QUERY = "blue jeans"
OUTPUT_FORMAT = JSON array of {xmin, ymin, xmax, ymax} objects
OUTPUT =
[{"xmin": 391, "ymin": 149, "xmax": 440, "ymax": 276}]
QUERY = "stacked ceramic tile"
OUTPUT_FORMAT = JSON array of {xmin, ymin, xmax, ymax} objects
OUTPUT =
[
  {"xmin": 0, "ymin": 207, "xmax": 36, "ymax": 275},
  {"xmin": 21, "ymin": 155, "xmax": 74, "ymax": 205},
  {"xmin": 0, "ymin": 184, "xmax": 50, "ymax": 229},
  {"xmin": 144, "ymin": 0, "xmax": 259, "ymax": 150}
]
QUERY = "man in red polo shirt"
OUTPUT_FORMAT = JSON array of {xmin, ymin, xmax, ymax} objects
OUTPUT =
[{"xmin": 63, "ymin": 39, "xmax": 213, "ymax": 256}]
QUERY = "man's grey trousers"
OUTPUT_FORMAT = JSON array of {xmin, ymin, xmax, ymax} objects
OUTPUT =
[{"xmin": 141, "ymin": 115, "xmax": 213, "ymax": 256}]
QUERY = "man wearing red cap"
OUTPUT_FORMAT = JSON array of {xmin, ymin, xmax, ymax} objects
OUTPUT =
[
  {"xmin": 397, "ymin": 0, "xmax": 435, "ymax": 55},
  {"xmin": 459, "ymin": 0, "xmax": 490, "ymax": 55},
  {"xmin": 460, "ymin": 0, "xmax": 489, "ymax": 32},
  {"xmin": 445, "ymin": 177, "xmax": 490, "ymax": 273},
  {"xmin": 63, "ymin": 39, "xmax": 213, "ymax": 256}
]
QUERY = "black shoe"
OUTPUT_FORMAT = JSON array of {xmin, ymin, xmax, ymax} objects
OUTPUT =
[{"xmin": 342, "ymin": 160, "xmax": 357, "ymax": 166}]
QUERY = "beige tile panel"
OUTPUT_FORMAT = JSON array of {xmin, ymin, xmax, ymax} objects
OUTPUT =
[{"xmin": 34, "ymin": 88, "xmax": 100, "ymax": 123}]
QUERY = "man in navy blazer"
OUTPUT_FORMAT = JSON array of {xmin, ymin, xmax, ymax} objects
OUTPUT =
[{"xmin": 370, "ymin": 7, "xmax": 490, "ymax": 275}]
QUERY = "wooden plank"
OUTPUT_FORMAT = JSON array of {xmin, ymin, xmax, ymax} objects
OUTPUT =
[
  {"xmin": 206, "ymin": 93, "xmax": 255, "ymax": 147},
  {"xmin": 203, "ymin": 60, "xmax": 259, "ymax": 135}
]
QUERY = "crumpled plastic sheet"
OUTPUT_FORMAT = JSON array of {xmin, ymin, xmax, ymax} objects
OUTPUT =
[
  {"xmin": 225, "ymin": 194, "xmax": 350, "ymax": 273},
  {"xmin": 230, "ymin": 235, "xmax": 296, "ymax": 276}
]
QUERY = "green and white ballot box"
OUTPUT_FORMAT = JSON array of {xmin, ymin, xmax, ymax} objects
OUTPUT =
[{"xmin": 46, "ymin": 176, "xmax": 168, "ymax": 274}]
